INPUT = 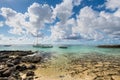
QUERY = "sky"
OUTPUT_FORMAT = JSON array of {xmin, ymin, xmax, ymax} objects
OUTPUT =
[{"xmin": 0, "ymin": 0, "xmax": 120, "ymax": 45}]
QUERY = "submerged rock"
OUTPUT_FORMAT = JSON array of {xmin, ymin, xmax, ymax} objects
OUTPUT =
[
  {"xmin": 16, "ymin": 51, "xmax": 33, "ymax": 56},
  {"xmin": 23, "ymin": 76, "xmax": 34, "ymax": 80},
  {"xmin": 0, "ymin": 55, "xmax": 9, "ymax": 62},
  {"xmin": 7, "ymin": 62, "xmax": 14, "ymax": 67},
  {"xmin": 27, "ymin": 64, "xmax": 36, "ymax": 70},
  {"xmin": 0, "ymin": 51, "xmax": 37, "ymax": 80},
  {"xmin": 2, "ymin": 67, "xmax": 16, "ymax": 77},
  {"xmin": 22, "ymin": 55, "xmax": 42, "ymax": 63},
  {"xmin": 16, "ymin": 64, "xmax": 27, "ymax": 71},
  {"xmin": 26, "ymin": 71, "xmax": 35, "ymax": 76},
  {"xmin": 0, "ymin": 77, "xmax": 8, "ymax": 80},
  {"xmin": 12, "ymin": 59, "xmax": 21, "ymax": 65},
  {"xmin": 0, "ymin": 68, "xmax": 8, "ymax": 77}
]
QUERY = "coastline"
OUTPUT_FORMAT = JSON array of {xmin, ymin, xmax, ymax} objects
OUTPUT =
[
  {"xmin": 97, "ymin": 45, "xmax": 120, "ymax": 48},
  {"xmin": 0, "ymin": 50, "xmax": 120, "ymax": 80}
]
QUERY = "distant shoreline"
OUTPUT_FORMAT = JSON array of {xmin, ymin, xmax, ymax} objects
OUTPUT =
[{"xmin": 97, "ymin": 44, "xmax": 120, "ymax": 48}]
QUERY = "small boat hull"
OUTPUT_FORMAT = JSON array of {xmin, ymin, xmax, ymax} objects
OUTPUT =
[
  {"xmin": 59, "ymin": 46, "xmax": 68, "ymax": 49},
  {"xmin": 3, "ymin": 45, "xmax": 11, "ymax": 47},
  {"xmin": 33, "ymin": 44, "xmax": 53, "ymax": 48}
]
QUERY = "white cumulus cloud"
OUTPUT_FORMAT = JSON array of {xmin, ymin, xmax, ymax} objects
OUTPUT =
[
  {"xmin": 53, "ymin": 0, "xmax": 73, "ymax": 24},
  {"xmin": 73, "ymin": 0, "xmax": 82, "ymax": 6},
  {"xmin": 50, "ymin": 18, "xmax": 76, "ymax": 41},
  {"xmin": 0, "ymin": 1, "xmax": 120, "ymax": 43},
  {"xmin": 73, "ymin": 6, "xmax": 120, "ymax": 40},
  {"xmin": 23, "ymin": 3, "xmax": 53, "ymax": 36},
  {"xmin": 0, "ymin": 2, "xmax": 53, "ymax": 37},
  {"xmin": 0, "ymin": 7, "xmax": 26, "ymax": 35},
  {"xmin": 106, "ymin": 0, "xmax": 120, "ymax": 10},
  {"xmin": 0, "ymin": 21, "xmax": 4, "ymax": 27}
]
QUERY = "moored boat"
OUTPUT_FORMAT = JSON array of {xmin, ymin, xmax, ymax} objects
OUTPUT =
[
  {"xmin": 33, "ymin": 44, "xmax": 53, "ymax": 48},
  {"xmin": 59, "ymin": 46, "xmax": 68, "ymax": 49},
  {"xmin": 3, "ymin": 45, "xmax": 11, "ymax": 47}
]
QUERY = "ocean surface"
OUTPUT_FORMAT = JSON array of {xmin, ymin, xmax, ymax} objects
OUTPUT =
[{"xmin": 0, "ymin": 44, "xmax": 120, "ymax": 55}]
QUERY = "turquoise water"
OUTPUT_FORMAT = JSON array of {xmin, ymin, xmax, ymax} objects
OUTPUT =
[{"xmin": 0, "ymin": 45, "xmax": 120, "ymax": 55}]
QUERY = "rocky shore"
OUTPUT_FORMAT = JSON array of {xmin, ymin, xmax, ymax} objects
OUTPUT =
[
  {"xmin": 0, "ymin": 51, "xmax": 120, "ymax": 80},
  {"xmin": 0, "ymin": 51, "xmax": 42, "ymax": 80}
]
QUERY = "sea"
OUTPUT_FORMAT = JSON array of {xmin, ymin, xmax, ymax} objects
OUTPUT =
[{"xmin": 0, "ymin": 44, "xmax": 120, "ymax": 55}]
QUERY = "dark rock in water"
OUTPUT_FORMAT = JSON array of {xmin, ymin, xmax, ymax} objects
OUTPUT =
[
  {"xmin": 9, "ymin": 76, "xmax": 17, "ymax": 80},
  {"xmin": 0, "ymin": 68, "xmax": 8, "ymax": 77},
  {"xmin": 16, "ymin": 65, "xmax": 21, "ymax": 70},
  {"xmin": 27, "ymin": 64, "xmax": 36, "ymax": 70},
  {"xmin": 26, "ymin": 71, "xmax": 35, "ymax": 76},
  {"xmin": 6, "ymin": 58, "xmax": 21, "ymax": 67},
  {"xmin": 16, "ymin": 51, "xmax": 33, "ymax": 56},
  {"xmin": 0, "ymin": 51, "xmax": 34, "ymax": 57},
  {"xmin": 7, "ymin": 62, "xmax": 14, "ymax": 67},
  {"xmin": 0, "ymin": 77, "xmax": 8, "ymax": 80},
  {"xmin": 35, "ymin": 76, "xmax": 38, "ymax": 79},
  {"xmin": 0, "ymin": 51, "xmax": 36, "ymax": 79},
  {"xmin": 16, "ymin": 64, "xmax": 27, "ymax": 71},
  {"xmin": 0, "ymin": 67, "xmax": 8, "ymax": 71},
  {"xmin": 15, "ymin": 56, "xmax": 22, "ymax": 60},
  {"xmin": 0, "ymin": 55, "xmax": 9, "ymax": 59},
  {"xmin": 10, "ymin": 71, "xmax": 22, "ymax": 80},
  {"xmin": 2, "ymin": 67, "xmax": 16, "ymax": 77},
  {"xmin": 22, "ymin": 55, "xmax": 42, "ymax": 63},
  {"xmin": 59, "ymin": 75, "xmax": 65, "ymax": 78},
  {"xmin": 11, "ymin": 70, "xmax": 19, "ymax": 76},
  {"xmin": 38, "ymin": 52, "xmax": 53, "ymax": 60},
  {"xmin": 12, "ymin": 59, "xmax": 20, "ymax": 65},
  {"xmin": 23, "ymin": 76, "xmax": 34, "ymax": 80},
  {"xmin": 0, "ymin": 55, "xmax": 9, "ymax": 62}
]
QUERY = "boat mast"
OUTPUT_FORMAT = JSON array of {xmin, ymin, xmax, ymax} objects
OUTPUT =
[{"xmin": 36, "ymin": 30, "xmax": 38, "ymax": 45}]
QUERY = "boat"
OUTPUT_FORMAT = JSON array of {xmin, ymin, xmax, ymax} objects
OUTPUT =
[
  {"xmin": 59, "ymin": 46, "xmax": 68, "ymax": 49},
  {"xmin": 3, "ymin": 45, "xmax": 11, "ymax": 47},
  {"xmin": 33, "ymin": 44, "xmax": 53, "ymax": 48},
  {"xmin": 33, "ymin": 31, "xmax": 53, "ymax": 48}
]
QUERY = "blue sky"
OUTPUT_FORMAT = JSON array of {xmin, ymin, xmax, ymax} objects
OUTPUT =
[{"xmin": 0, "ymin": 0, "xmax": 120, "ymax": 44}]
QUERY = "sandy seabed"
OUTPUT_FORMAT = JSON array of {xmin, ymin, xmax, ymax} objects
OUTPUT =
[
  {"xmin": 31, "ymin": 52, "xmax": 120, "ymax": 80},
  {"xmin": 0, "ymin": 51, "xmax": 120, "ymax": 80}
]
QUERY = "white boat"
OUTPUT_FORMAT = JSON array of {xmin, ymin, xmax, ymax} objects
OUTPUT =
[
  {"xmin": 33, "ymin": 31, "xmax": 53, "ymax": 48},
  {"xmin": 33, "ymin": 44, "xmax": 53, "ymax": 48},
  {"xmin": 3, "ymin": 45, "xmax": 11, "ymax": 47}
]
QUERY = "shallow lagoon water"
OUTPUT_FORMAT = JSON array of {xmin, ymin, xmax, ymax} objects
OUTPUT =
[
  {"xmin": 0, "ymin": 44, "xmax": 120, "ymax": 55},
  {"xmin": 0, "ymin": 45, "xmax": 120, "ymax": 80}
]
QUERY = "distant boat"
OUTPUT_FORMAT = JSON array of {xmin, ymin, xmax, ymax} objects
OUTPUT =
[
  {"xmin": 32, "ymin": 31, "xmax": 53, "ymax": 48},
  {"xmin": 33, "ymin": 44, "xmax": 53, "ymax": 48},
  {"xmin": 3, "ymin": 45, "xmax": 11, "ymax": 47},
  {"xmin": 59, "ymin": 46, "xmax": 68, "ymax": 49}
]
